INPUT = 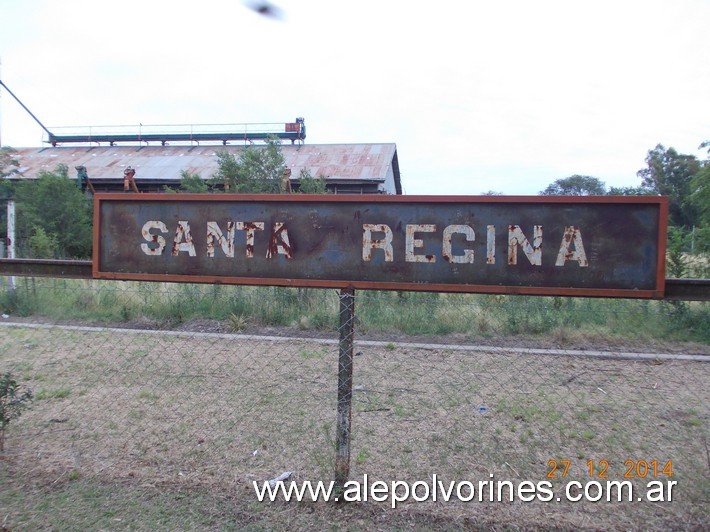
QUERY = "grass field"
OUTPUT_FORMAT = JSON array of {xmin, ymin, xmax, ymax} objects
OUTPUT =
[
  {"xmin": 2, "ymin": 278, "xmax": 710, "ymax": 345},
  {"xmin": 0, "ymin": 318, "xmax": 707, "ymax": 530}
]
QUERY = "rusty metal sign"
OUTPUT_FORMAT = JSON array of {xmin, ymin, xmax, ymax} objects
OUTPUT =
[{"xmin": 93, "ymin": 194, "xmax": 668, "ymax": 298}]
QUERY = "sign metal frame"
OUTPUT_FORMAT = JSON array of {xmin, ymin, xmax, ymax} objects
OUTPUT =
[{"xmin": 93, "ymin": 193, "xmax": 668, "ymax": 298}]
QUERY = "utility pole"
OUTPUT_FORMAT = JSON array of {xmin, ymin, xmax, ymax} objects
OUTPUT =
[{"xmin": 7, "ymin": 199, "xmax": 15, "ymax": 290}]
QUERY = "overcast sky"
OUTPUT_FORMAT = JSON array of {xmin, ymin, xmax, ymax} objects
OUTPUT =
[{"xmin": 0, "ymin": 0, "xmax": 708, "ymax": 194}]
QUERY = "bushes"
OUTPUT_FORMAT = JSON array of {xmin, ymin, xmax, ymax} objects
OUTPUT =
[
  {"xmin": 0, "ymin": 372, "xmax": 33, "ymax": 452},
  {"xmin": 0, "ymin": 279, "xmax": 708, "ymax": 344},
  {"xmin": 12, "ymin": 165, "xmax": 92, "ymax": 259}
]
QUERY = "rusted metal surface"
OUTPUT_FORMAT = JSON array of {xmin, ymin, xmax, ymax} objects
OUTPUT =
[
  {"xmin": 1, "ymin": 260, "xmax": 707, "ymax": 301},
  {"xmin": 9, "ymin": 143, "xmax": 401, "ymax": 194},
  {"xmin": 664, "ymin": 278, "xmax": 710, "ymax": 301},
  {"xmin": 0, "ymin": 258, "xmax": 92, "ymax": 278},
  {"xmin": 93, "ymin": 194, "xmax": 668, "ymax": 298},
  {"xmin": 334, "ymin": 288, "xmax": 355, "ymax": 493}
]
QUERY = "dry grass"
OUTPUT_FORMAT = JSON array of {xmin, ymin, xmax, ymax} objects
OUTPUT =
[{"xmin": 0, "ymin": 323, "xmax": 708, "ymax": 530}]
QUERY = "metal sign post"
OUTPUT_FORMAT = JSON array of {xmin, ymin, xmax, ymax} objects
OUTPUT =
[{"xmin": 335, "ymin": 288, "xmax": 355, "ymax": 495}]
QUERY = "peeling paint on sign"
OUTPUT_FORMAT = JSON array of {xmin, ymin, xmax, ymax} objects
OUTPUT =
[{"xmin": 94, "ymin": 194, "xmax": 667, "ymax": 298}]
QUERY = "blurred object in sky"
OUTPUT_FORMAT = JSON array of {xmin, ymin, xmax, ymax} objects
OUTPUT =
[{"xmin": 244, "ymin": 0, "xmax": 285, "ymax": 20}]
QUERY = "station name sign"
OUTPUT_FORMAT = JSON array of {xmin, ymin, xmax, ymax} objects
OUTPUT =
[{"xmin": 93, "ymin": 194, "xmax": 668, "ymax": 298}]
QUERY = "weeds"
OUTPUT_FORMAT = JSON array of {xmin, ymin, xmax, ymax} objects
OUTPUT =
[
  {"xmin": 0, "ymin": 278, "xmax": 709, "ymax": 344},
  {"xmin": 35, "ymin": 387, "xmax": 71, "ymax": 400},
  {"xmin": 0, "ymin": 372, "xmax": 33, "ymax": 452},
  {"xmin": 227, "ymin": 313, "xmax": 249, "ymax": 332}
]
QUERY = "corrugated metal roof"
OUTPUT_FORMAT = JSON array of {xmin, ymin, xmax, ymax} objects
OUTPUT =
[{"xmin": 9, "ymin": 143, "xmax": 402, "ymax": 194}]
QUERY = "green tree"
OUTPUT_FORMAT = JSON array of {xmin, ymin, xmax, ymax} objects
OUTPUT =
[
  {"xmin": 295, "ymin": 168, "xmax": 328, "ymax": 194},
  {"xmin": 0, "ymin": 372, "xmax": 33, "ymax": 452},
  {"xmin": 1, "ymin": 147, "xmax": 18, "ymax": 238},
  {"xmin": 666, "ymin": 226, "xmax": 689, "ymax": 278},
  {"xmin": 539, "ymin": 175, "xmax": 607, "ymax": 196},
  {"xmin": 688, "ymin": 141, "xmax": 710, "ymax": 252},
  {"xmin": 212, "ymin": 137, "xmax": 286, "ymax": 193},
  {"xmin": 14, "ymin": 164, "xmax": 93, "ymax": 258},
  {"xmin": 637, "ymin": 144, "xmax": 700, "ymax": 228},
  {"xmin": 607, "ymin": 185, "xmax": 654, "ymax": 196},
  {"xmin": 690, "ymin": 142, "xmax": 710, "ymax": 225},
  {"xmin": 27, "ymin": 226, "xmax": 60, "ymax": 258},
  {"xmin": 0, "ymin": 147, "xmax": 18, "ymax": 178},
  {"xmin": 177, "ymin": 169, "xmax": 209, "ymax": 193}
]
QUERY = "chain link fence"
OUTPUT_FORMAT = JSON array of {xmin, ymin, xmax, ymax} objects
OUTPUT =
[{"xmin": 0, "ymin": 276, "xmax": 708, "ymax": 529}]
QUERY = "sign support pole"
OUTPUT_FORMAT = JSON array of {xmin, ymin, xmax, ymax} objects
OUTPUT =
[
  {"xmin": 334, "ymin": 287, "xmax": 355, "ymax": 495},
  {"xmin": 7, "ymin": 199, "xmax": 15, "ymax": 290}
]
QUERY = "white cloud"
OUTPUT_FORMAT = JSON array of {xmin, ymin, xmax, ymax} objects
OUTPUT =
[{"xmin": 1, "ymin": 0, "xmax": 708, "ymax": 194}]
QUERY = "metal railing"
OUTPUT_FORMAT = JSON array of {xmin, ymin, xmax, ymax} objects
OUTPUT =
[{"xmin": 2, "ymin": 258, "xmax": 709, "ymax": 300}]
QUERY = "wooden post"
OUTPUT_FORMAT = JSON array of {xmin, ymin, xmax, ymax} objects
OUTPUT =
[{"xmin": 334, "ymin": 288, "xmax": 355, "ymax": 495}]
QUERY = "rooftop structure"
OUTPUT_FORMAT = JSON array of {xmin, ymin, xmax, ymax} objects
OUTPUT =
[
  {"xmin": 0, "ymin": 81, "xmax": 401, "ymax": 194},
  {"xmin": 7, "ymin": 142, "xmax": 402, "ymax": 195},
  {"xmin": 1, "ymin": 81, "xmax": 307, "ymax": 147},
  {"xmin": 45, "ymin": 119, "xmax": 306, "ymax": 146}
]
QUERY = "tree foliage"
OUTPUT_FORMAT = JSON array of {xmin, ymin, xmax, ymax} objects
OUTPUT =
[
  {"xmin": 687, "ymin": 141, "xmax": 710, "ymax": 253},
  {"xmin": 637, "ymin": 144, "xmax": 701, "ymax": 228},
  {"xmin": 690, "ymin": 154, "xmax": 710, "ymax": 227},
  {"xmin": 27, "ymin": 226, "xmax": 60, "ymax": 259},
  {"xmin": 212, "ymin": 138, "xmax": 286, "ymax": 193},
  {"xmin": 537, "ymin": 142, "xmax": 710, "ymax": 266},
  {"xmin": 13, "ymin": 164, "xmax": 93, "ymax": 258},
  {"xmin": 606, "ymin": 185, "xmax": 654, "ymax": 196},
  {"xmin": 666, "ymin": 226, "xmax": 689, "ymax": 278},
  {"xmin": 1, "ymin": 148, "xmax": 18, "ymax": 236},
  {"xmin": 0, "ymin": 372, "xmax": 33, "ymax": 452},
  {"xmin": 0, "ymin": 147, "xmax": 18, "ymax": 179},
  {"xmin": 539, "ymin": 175, "xmax": 607, "ymax": 196},
  {"xmin": 177, "ymin": 169, "xmax": 209, "ymax": 193},
  {"xmin": 295, "ymin": 168, "xmax": 328, "ymax": 194}
]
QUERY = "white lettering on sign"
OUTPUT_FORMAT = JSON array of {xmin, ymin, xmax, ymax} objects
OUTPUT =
[
  {"xmin": 555, "ymin": 226, "xmax": 589, "ymax": 267},
  {"xmin": 206, "ymin": 221, "xmax": 235, "ymax": 257},
  {"xmin": 141, "ymin": 220, "xmax": 288, "ymax": 259},
  {"xmin": 139, "ymin": 219, "xmax": 589, "ymax": 268},
  {"xmin": 486, "ymin": 225, "xmax": 495, "ymax": 264},
  {"xmin": 237, "ymin": 222, "xmax": 266, "ymax": 258},
  {"xmin": 360, "ymin": 223, "xmax": 587, "ymax": 267},
  {"xmin": 406, "ymin": 224, "xmax": 437, "ymax": 263},
  {"xmin": 508, "ymin": 225, "xmax": 542, "ymax": 266},
  {"xmin": 206, "ymin": 221, "xmax": 267, "ymax": 258},
  {"xmin": 442, "ymin": 225, "xmax": 474, "ymax": 264},
  {"xmin": 266, "ymin": 222, "xmax": 293, "ymax": 259},
  {"xmin": 172, "ymin": 221, "xmax": 196, "ymax": 257},
  {"xmin": 362, "ymin": 224, "xmax": 394, "ymax": 262},
  {"xmin": 140, "ymin": 221, "xmax": 168, "ymax": 255}
]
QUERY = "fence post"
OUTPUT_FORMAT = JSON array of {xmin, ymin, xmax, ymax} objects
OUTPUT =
[
  {"xmin": 7, "ymin": 200, "xmax": 16, "ymax": 291},
  {"xmin": 334, "ymin": 287, "xmax": 355, "ymax": 495}
]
